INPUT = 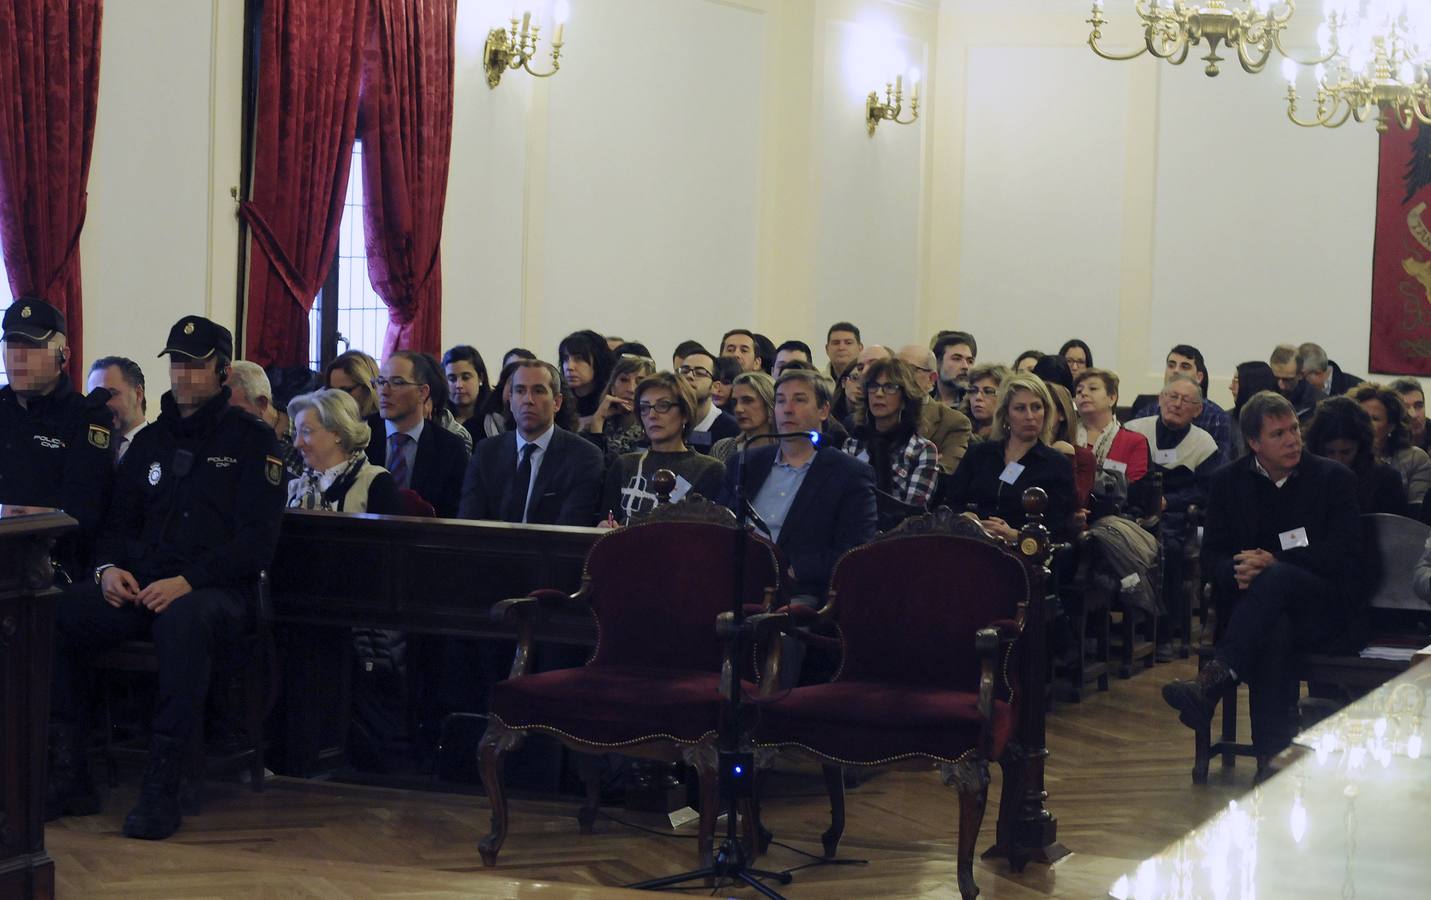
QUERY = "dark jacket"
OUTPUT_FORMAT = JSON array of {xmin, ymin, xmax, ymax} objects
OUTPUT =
[
  {"xmin": 1327, "ymin": 360, "xmax": 1363, "ymax": 397},
  {"xmin": 364, "ymin": 414, "xmax": 470, "ymax": 519},
  {"xmin": 458, "ymin": 426, "xmax": 604, "ymax": 525},
  {"xmin": 717, "ymin": 444, "xmax": 877, "ymax": 598},
  {"xmin": 0, "ymin": 371, "xmax": 114, "ymax": 552},
  {"xmin": 942, "ymin": 440, "xmax": 1077, "ymax": 541},
  {"xmin": 97, "ymin": 387, "xmax": 284, "ymax": 591},
  {"xmin": 687, "ymin": 409, "xmax": 740, "ymax": 454}
]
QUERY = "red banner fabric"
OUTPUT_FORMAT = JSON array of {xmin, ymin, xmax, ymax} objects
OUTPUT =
[{"xmin": 1371, "ymin": 122, "xmax": 1431, "ymax": 374}]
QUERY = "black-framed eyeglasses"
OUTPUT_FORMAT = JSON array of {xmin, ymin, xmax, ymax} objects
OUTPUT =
[
  {"xmin": 677, "ymin": 365, "xmax": 712, "ymax": 380},
  {"xmin": 638, "ymin": 399, "xmax": 679, "ymax": 415},
  {"xmin": 973, "ymin": 386, "xmax": 999, "ymax": 397},
  {"xmin": 866, "ymin": 382, "xmax": 902, "ymax": 396},
  {"xmin": 373, "ymin": 376, "xmax": 417, "ymax": 389}
]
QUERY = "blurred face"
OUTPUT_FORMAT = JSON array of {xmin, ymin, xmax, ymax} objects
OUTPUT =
[
  {"xmin": 1015, "ymin": 356, "xmax": 1039, "ymax": 375},
  {"xmin": 562, "ymin": 354, "xmax": 594, "ymax": 393},
  {"xmin": 1006, "ymin": 389, "xmax": 1046, "ymax": 443},
  {"xmin": 866, "ymin": 374, "xmax": 904, "ymax": 427},
  {"xmin": 825, "ymin": 330, "xmax": 861, "ymax": 371},
  {"xmin": 939, "ymin": 343, "xmax": 975, "ymax": 385},
  {"xmin": 1248, "ymin": 412, "xmax": 1303, "ymax": 474},
  {"xmin": 968, "ymin": 377, "xmax": 999, "ymax": 425},
  {"xmin": 376, "ymin": 357, "xmax": 429, "ymax": 426},
  {"xmin": 228, "ymin": 383, "xmax": 267, "ymax": 419},
  {"xmin": 1063, "ymin": 347, "xmax": 1088, "ymax": 378},
  {"xmin": 1158, "ymin": 381, "xmax": 1203, "ymax": 430},
  {"xmin": 897, "ymin": 348, "xmax": 937, "ymax": 392},
  {"xmin": 677, "ymin": 353, "xmax": 715, "ymax": 404},
  {"xmin": 1320, "ymin": 437, "xmax": 1358, "ymax": 469},
  {"xmin": 773, "ymin": 348, "xmax": 810, "ymax": 377},
  {"xmin": 446, "ymin": 360, "xmax": 482, "ymax": 411},
  {"xmin": 327, "ymin": 367, "xmax": 373, "ymax": 413},
  {"xmin": 730, "ymin": 384, "xmax": 769, "ymax": 435},
  {"xmin": 612, "ymin": 369, "xmax": 642, "ymax": 402},
  {"xmin": 169, "ymin": 356, "xmax": 224, "ymax": 413},
  {"xmin": 510, "ymin": 365, "xmax": 560, "ymax": 438},
  {"xmin": 722, "ymin": 335, "xmax": 757, "ymax": 372},
  {"xmin": 1399, "ymin": 389, "xmax": 1425, "ymax": 438},
  {"xmin": 3, "ymin": 338, "xmax": 64, "ymax": 395},
  {"xmin": 1304, "ymin": 367, "xmax": 1330, "ymax": 392},
  {"xmin": 87, "ymin": 364, "xmax": 145, "ymax": 432},
  {"xmin": 1360, "ymin": 397, "xmax": 1391, "ymax": 450},
  {"xmin": 638, "ymin": 385, "xmax": 686, "ymax": 447},
  {"xmin": 774, "ymin": 379, "xmax": 828, "ymax": 435},
  {"xmin": 1075, "ymin": 376, "xmax": 1115, "ymax": 419},
  {"xmin": 1165, "ymin": 352, "xmax": 1202, "ymax": 386},
  {"xmin": 711, "ymin": 379, "xmax": 732, "ymax": 407},
  {"xmin": 293, "ymin": 407, "xmax": 345, "ymax": 470},
  {"xmin": 1271, "ymin": 361, "xmax": 1301, "ymax": 395},
  {"xmin": 1229, "ymin": 372, "xmax": 1240, "ymax": 405}
]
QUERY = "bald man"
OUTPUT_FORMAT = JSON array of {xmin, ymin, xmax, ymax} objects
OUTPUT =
[{"xmin": 898, "ymin": 344, "xmax": 972, "ymax": 476}]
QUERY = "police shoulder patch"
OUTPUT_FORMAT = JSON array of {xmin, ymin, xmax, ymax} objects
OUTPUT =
[
  {"xmin": 88, "ymin": 423, "xmax": 111, "ymax": 450},
  {"xmin": 265, "ymin": 455, "xmax": 283, "ymax": 487}
]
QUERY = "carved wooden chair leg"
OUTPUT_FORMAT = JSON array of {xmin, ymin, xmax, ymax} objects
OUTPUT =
[
  {"xmin": 477, "ymin": 723, "xmax": 523, "ymax": 867},
  {"xmin": 575, "ymin": 752, "xmax": 602, "ymax": 835},
  {"xmin": 989, "ymin": 746, "xmax": 1029, "ymax": 873},
  {"xmin": 820, "ymin": 762, "xmax": 846, "ymax": 858},
  {"xmin": 945, "ymin": 757, "xmax": 990, "ymax": 900}
]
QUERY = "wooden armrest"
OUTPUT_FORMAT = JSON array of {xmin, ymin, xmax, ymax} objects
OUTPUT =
[
  {"xmin": 490, "ymin": 588, "xmax": 577, "ymax": 625},
  {"xmin": 975, "ymin": 627, "xmax": 1000, "ymax": 751},
  {"xmin": 987, "ymin": 618, "xmax": 1021, "ymax": 643}
]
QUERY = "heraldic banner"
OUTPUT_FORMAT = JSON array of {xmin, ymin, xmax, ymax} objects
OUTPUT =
[{"xmin": 1372, "ymin": 122, "xmax": 1431, "ymax": 374}]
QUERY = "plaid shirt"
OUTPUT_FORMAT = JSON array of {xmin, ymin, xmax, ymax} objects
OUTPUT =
[{"xmin": 842, "ymin": 431, "xmax": 941, "ymax": 508}]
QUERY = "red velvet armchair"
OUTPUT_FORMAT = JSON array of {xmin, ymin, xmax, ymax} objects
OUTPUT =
[
  {"xmin": 751, "ymin": 509, "xmax": 1050, "ymax": 900},
  {"xmin": 476, "ymin": 502, "xmax": 783, "ymax": 870}
]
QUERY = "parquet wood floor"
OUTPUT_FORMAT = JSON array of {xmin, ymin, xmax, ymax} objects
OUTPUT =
[{"xmin": 49, "ymin": 657, "xmax": 1260, "ymax": 898}]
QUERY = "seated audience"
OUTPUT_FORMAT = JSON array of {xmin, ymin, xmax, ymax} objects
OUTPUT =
[
  {"xmin": 721, "ymin": 328, "xmax": 768, "ymax": 374},
  {"xmin": 286, "ymin": 389, "xmax": 401, "ymax": 514},
  {"xmin": 1075, "ymin": 367, "xmax": 1150, "ymax": 485},
  {"xmin": 414, "ymin": 351, "xmax": 473, "ymax": 454},
  {"xmin": 1269, "ymin": 343, "xmax": 1325, "ymax": 421},
  {"xmin": 932, "ymin": 330, "xmax": 977, "ymax": 408},
  {"xmin": 1132, "ymin": 344, "xmax": 1234, "ymax": 456},
  {"xmin": 601, "ymin": 372, "xmax": 726, "ymax": 523},
  {"xmin": 324, "ymin": 350, "xmax": 380, "ymax": 418},
  {"xmin": 1305, "ymin": 396, "xmax": 1408, "ymax": 516},
  {"xmin": 611, "ymin": 341, "xmax": 650, "ymax": 359},
  {"xmin": 943, "ymin": 372, "xmax": 1077, "ymax": 541},
  {"xmin": 474, "ymin": 358, "xmax": 525, "ymax": 441},
  {"xmin": 87, "ymin": 356, "xmax": 149, "ymax": 467},
  {"xmin": 605, "ymin": 335, "xmax": 624, "ymax": 351},
  {"xmin": 710, "ymin": 355, "xmax": 743, "ymax": 411},
  {"xmin": 1013, "ymin": 350, "xmax": 1042, "ymax": 374},
  {"xmin": 1229, "ymin": 360, "xmax": 1280, "ymax": 459},
  {"xmin": 1046, "ymin": 381, "xmax": 1094, "ymax": 522},
  {"xmin": 1351, "ymin": 382, "xmax": 1431, "ymax": 505},
  {"xmin": 581, "ymin": 353, "xmax": 656, "ymax": 460},
  {"xmin": 502, "ymin": 347, "xmax": 537, "ymax": 369},
  {"xmin": 671, "ymin": 339, "xmax": 706, "ymax": 372},
  {"xmin": 1059, "ymin": 339, "xmax": 1093, "ymax": 379},
  {"xmin": 675, "ymin": 346, "xmax": 740, "ymax": 453},
  {"xmin": 228, "ymin": 360, "xmax": 302, "ymax": 479},
  {"xmin": 1389, "ymin": 377, "xmax": 1429, "ymax": 452},
  {"xmin": 842, "ymin": 358, "xmax": 940, "ymax": 510},
  {"xmin": 897, "ymin": 343, "xmax": 972, "ymax": 475},
  {"xmin": 559, "ymin": 329, "xmax": 616, "ymax": 426},
  {"xmin": 782, "ymin": 360, "xmax": 848, "ymax": 445},
  {"xmin": 711, "ymin": 371, "xmax": 776, "ymax": 463},
  {"xmin": 1299, "ymin": 342, "xmax": 1362, "ymax": 396},
  {"xmin": 459, "ymin": 360, "xmax": 603, "ymax": 525},
  {"xmin": 1031, "ymin": 353, "xmax": 1073, "ymax": 394},
  {"xmin": 442, "ymin": 345, "xmax": 492, "ymax": 438},
  {"xmin": 824, "ymin": 321, "xmax": 863, "ymax": 382},
  {"xmin": 965, "ymin": 362, "xmax": 1009, "ymax": 441},
  {"xmin": 837, "ymin": 344, "xmax": 893, "ymax": 430},
  {"xmin": 364, "ymin": 351, "xmax": 469, "ymax": 518},
  {"xmin": 773, "ymin": 339, "xmax": 813, "ymax": 377},
  {"xmin": 1163, "ymin": 391, "xmax": 1363, "ymax": 759}
]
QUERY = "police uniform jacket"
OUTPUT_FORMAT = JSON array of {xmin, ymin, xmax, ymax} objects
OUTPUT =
[
  {"xmin": 0, "ymin": 370, "xmax": 113, "ymax": 546},
  {"xmin": 97, "ymin": 386, "xmax": 284, "ymax": 590}
]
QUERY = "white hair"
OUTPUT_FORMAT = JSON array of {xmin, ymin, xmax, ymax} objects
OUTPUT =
[
  {"xmin": 228, "ymin": 360, "xmax": 272, "ymax": 403},
  {"xmin": 287, "ymin": 388, "xmax": 372, "ymax": 452}
]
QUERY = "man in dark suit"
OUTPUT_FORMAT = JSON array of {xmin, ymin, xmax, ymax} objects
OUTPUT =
[
  {"xmin": 365, "ymin": 351, "xmax": 469, "ymax": 518},
  {"xmin": 459, "ymin": 360, "xmax": 603, "ymax": 525},
  {"xmin": 1163, "ymin": 390, "xmax": 1363, "ymax": 762}
]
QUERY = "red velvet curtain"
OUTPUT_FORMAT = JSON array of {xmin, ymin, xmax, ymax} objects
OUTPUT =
[
  {"xmin": 359, "ymin": 0, "xmax": 455, "ymax": 358},
  {"xmin": 242, "ymin": 0, "xmax": 371, "ymax": 367},
  {"xmin": 0, "ymin": 0, "xmax": 102, "ymax": 380}
]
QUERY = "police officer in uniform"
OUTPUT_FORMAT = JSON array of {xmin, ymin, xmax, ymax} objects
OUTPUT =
[
  {"xmin": 0, "ymin": 296, "xmax": 113, "ymax": 561},
  {"xmin": 47, "ymin": 316, "xmax": 285, "ymax": 841}
]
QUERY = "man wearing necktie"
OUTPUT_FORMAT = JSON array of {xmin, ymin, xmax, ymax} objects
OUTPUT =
[
  {"xmin": 87, "ymin": 356, "xmax": 149, "ymax": 468},
  {"xmin": 363, "ymin": 351, "xmax": 468, "ymax": 517}
]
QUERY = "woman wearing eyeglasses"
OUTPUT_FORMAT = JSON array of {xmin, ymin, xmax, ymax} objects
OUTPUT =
[
  {"xmin": 323, "ymin": 350, "xmax": 380, "ymax": 419},
  {"xmin": 841, "ymin": 358, "xmax": 940, "ymax": 510},
  {"xmin": 965, "ymin": 362, "xmax": 1010, "ymax": 442},
  {"xmin": 600, "ymin": 371, "xmax": 726, "ymax": 525}
]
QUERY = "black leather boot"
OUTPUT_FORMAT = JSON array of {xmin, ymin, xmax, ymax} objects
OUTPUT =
[
  {"xmin": 122, "ymin": 735, "xmax": 185, "ymax": 840},
  {"xmin": 1161, "ymin": 659, "xmax": 1234, "ymax": 730},
  {"xmin": 44, "ymin": 724, "xmax": 101, "ymax": 821}
]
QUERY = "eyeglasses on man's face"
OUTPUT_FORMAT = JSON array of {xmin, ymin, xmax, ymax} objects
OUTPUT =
[
  {"xmin": 677, "ymin": 365, "xmax": 712, "ymax": 380},
  {"xmin": 638, "ymin": 399, "xmax": 679, "ymax": 415},
  {"xmin": 373, "ymin": 376, "xmax": 418, "ymax": 389}
]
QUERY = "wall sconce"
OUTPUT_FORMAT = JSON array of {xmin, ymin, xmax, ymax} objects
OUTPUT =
[
  {"xmin": 484, "ymin": 2, "xmax": 569, "ymax": 89},
  {"xmin": 867, "ymin": 69, "xmax": 919, "ymax": 135}
]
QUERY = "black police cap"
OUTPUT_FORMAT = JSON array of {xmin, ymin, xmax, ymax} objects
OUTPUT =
[
  {"xmin": 158, "ymin": 315, "xmax": 233, "ymax": 362},
  {"xmin": 2, "ymin": 296, "xmax": 66, "ymax": 343}
]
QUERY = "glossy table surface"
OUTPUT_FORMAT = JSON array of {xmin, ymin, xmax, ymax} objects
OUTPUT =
[{"xmin": 1110, "ymin": 653, "xmax": 1431, "ymax": 900}]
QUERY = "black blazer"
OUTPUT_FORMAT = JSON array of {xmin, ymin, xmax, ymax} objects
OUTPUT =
[
  {"xmin": 718, "ymin": 444, "xmax": 877, "ymax": 599},
  {"xmin": 364, "ymin": 415, "xmax": 470, "ymax": 519},
  {"xmin": 459, "ymin": 426, "xmax": 604, "ymax": 526},
  {"xmin": 942, "ymin": 440, "xmax": 1077, "ymax": 541}
]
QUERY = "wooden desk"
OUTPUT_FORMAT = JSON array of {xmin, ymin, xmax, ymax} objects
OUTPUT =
[
  {"xmin": 0, "ymin": 509, "xmax": 76, "ymax": 900},
  {"xmin": 267, "ymin": 510, "xmax": 603, "ymax": 776}
]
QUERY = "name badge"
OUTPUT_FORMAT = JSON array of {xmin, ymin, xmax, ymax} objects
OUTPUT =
[
  {"xmin": 1279, "ymin": 527, "xmax": 1310, "ymax": 551},
  {"xmin": 998, "ymin": 462, "xmax": 1025, "ymax": 485},
  {"xmin": 1153, "ymin": 449, "xmax": 1177, "ymax": 466},
  {"xmin": 1102, "ymin": 458, "xmax": 1128, "ymax": 475}
]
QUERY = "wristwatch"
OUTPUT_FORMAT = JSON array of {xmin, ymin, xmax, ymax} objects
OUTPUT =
[{"xmin": 93, "ymin": 563, "xmax": 116, "ymax": 585}]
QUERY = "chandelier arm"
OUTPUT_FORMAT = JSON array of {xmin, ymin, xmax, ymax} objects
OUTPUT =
[
  {"xmin": 1272, "ymin": 28, "xmax": 1339, "ymax": 67},
  {"xmin": 1236, "ymin": 37, "xmax": 1275, "ymax": 75},
  {"xmin": 1088, "ymin": 34, "xmax": 1151, "ymax": 63},
  {"xmin": 1286, "ymin": 97, "xmax": 1331, "ymax": 128},
  {"xmin": 521, "ymin": 54, "xmax": 562, "ymax": 79}
]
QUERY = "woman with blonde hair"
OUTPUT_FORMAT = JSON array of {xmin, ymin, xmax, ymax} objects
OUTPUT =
[
  {"xmin": 286, "ymin": 389, "xmax": 400, "ymax": 514},
  {"xmin": 711, "ymin": 371, "xmax": 776, "ymax": 463},
  {"xmin": 582, "ymin": 353, "xmax": 657, "ymax": 460},
  {"xmin": 943, "ymin": 373, "xmax": 1077, "ymax": 541},
  {"xmin": 323, "ymin": 350, "xmax": 380, "ymax": 419}
]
